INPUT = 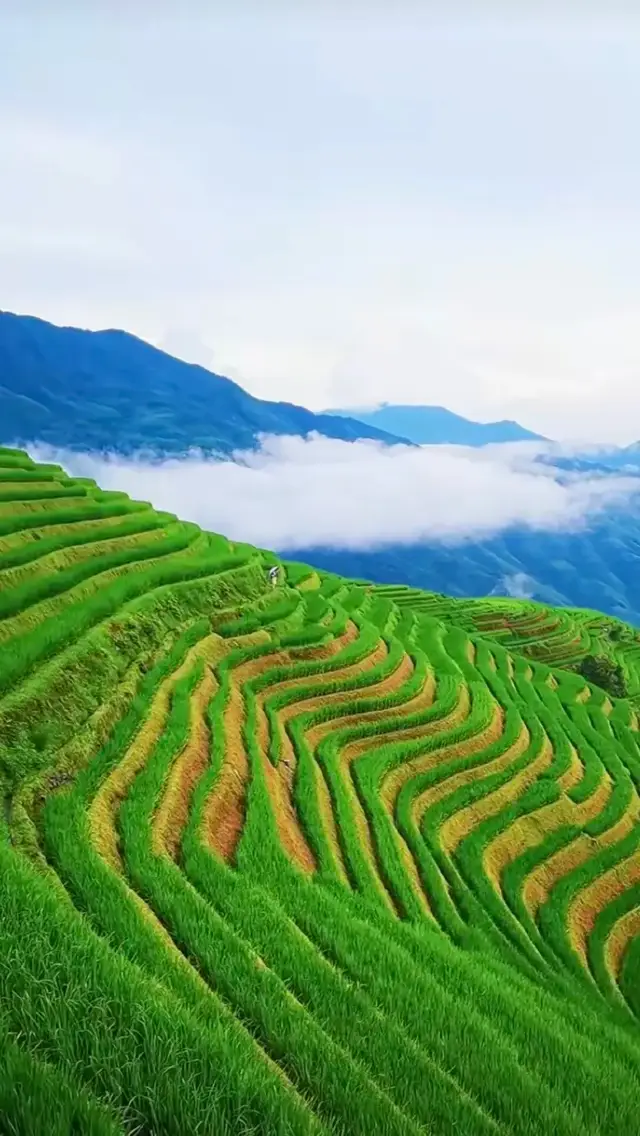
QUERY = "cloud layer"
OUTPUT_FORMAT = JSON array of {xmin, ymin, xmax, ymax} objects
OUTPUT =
[{"xmin": 27, "ymin": 434, "xmax": 640, "ymax": 552}]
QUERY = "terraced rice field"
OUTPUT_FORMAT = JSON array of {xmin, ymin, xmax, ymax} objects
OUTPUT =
[
  {"xmin": 377, "ymin": 584, "xmax": 640, "ymax": 691},
  {"xmin": 1, "ymin": 446, "xmax": 640, "ymax": 1135}
]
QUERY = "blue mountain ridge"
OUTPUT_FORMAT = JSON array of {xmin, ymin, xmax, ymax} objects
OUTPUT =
[
  {"xmin": 4, "ymin": 308, "xmax": 640, "ymax": 623},
  {"xmin": 323, "ymin": 402, "xmax": 546, "ymax": 446},
  {"xmin": 284, "ymin": 504, "xmax": 640, "ymax": 626},
  {"xmin": 0, "ymin": 311, "xmax": 410, "ymax": 455}
]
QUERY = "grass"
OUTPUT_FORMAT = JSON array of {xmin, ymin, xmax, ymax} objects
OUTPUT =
[{"xmin": 1, "ymin": 448, "xmax": 640, "ymax": 1133}]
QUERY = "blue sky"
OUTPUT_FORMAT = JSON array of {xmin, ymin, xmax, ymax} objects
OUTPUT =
[{"xmin": 2, "ymin": 5, "xmax": 640, "ymax": 442}]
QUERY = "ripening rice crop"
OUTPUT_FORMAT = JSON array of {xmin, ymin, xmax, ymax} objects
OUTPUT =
[{"xmin": 1, "ymin": 446, "xmax": 640, "ymax": 1135}]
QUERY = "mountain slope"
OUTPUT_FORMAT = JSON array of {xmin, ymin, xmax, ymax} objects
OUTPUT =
[
  {"xmin": 286, "ymin": 508, "xmax": 640, "ymax": 626},
  {"xmin": 0, "ymin": 311, "xmax": 408, "ymax": 454},
  {"xmin": 574, "ymin": 442, "xmax": 640, "ymax": 472},
  {"xmin": 4, "ymin": 309, "xmax": 637, "ymax": 626},
  {"xmin": 1, "ymin": 446, "xmax": 639, "ymax": 1135},
  {"xmin": 325, "ymin": 402, "xmax": 546, "ymax": 445}
]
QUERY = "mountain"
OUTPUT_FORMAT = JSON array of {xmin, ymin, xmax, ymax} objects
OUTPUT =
[
  {"xmin": 324, "ymin": 402, "xmax": 546, "ymax": 445},
  {"xmin": 285, "ymin": 505, "xmax": 640, "ymax": 626},
  {"xmin": 0, "ymin": 311, "xmax": 409, "ymax": 455},
  {"xmin": 573, "ymin": 442, "xmax": 640, "ymax": 472},
  {"xmin": 530, "ymin": 445, "xmax": 640, "ymax": 476},
  {"xmin": 5, "ymin": 309, "xmax": 640, "ymax": 626},
  {"xmin": 1, "ymin": 445, "xmax": 640, "ymax": 1134}
]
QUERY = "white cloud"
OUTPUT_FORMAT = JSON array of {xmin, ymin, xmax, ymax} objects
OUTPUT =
[
  {"xmin": 495, "ymin": 572, "xmax": 537, "ymax": 600},
  {"xmin": 26, "ymin": 434, "xmax": 640, "ymax": 552}
]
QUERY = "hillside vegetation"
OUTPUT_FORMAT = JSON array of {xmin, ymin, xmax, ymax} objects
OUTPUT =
[{"xmin": 1, "ymin": 447, "xmax": 640, "ymax": 1134}]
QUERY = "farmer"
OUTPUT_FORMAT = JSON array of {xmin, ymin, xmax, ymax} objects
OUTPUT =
[{"xmin": 268, "ymin": 565, "xmax": 279, "ymax": 587}]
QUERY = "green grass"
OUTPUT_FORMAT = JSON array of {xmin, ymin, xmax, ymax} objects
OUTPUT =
[{"xmin": 1, "ymin": 449, "xmax": 640, "ymax": 1134}]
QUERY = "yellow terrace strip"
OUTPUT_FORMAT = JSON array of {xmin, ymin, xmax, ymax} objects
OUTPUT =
[
  {"xmin": 89, "ymin": 633, "xmax": 219, "ymax": 872},
  {"xmin": 318, "ymin": 658, "xmax": 436, "ymax": 772},
  {"xmin": 255, "ymin": 635, "xmax": 396, "ymax": 885},
  {"xmin": 414, "ymin": 718, "xmax": 530, "ymax": 840},
  {"xmin": 269, "ymin": 660, "xmax": 446, "ymax": 917},
  {"xmin": 557, "ymin": 744, "xmax": 584, "ymax": 792},
  {"xmin": 255, "ymin": 637, "xmax": 392, "ymax": 885},
  {"xmin": 330, "ymin": 666, "xmax": 438, "ymax": 756},
  {"xmin": 241, "ymin": 619, "xmax": 365, "ymax": 876},
  {"xmin": 604, "ymin": 904, "xmax": 640, "ymax": 981},
  {"xmin": 198, "ymin": 625, "xmax": 354, "ymax": 876},
  {"xmin": 328, "ymin": 664, "xmax": 437, "ymax": 764},
  {"xmin": 242, "ymin": 636, "xmax": 343, "ymax": 874},
  {"xmin": 200, "ymin": 621, "xmax": 373, "ymax": 885},
  {"xmin": 201, "ymin": 632, "xmax": 277, "ymax": 864},
  {"xmin": 487, "ymin": 767, "xmax": 609, "ymax": 913},
  {"xmin": 0, "ymin": 525, "xmax": 170, "ymax": 588},
  {"xmin": 0, "ymin": 496, "xmax": 88, "ymax": 517},
  {"xmin": 252, "ymin": 620, "xmax": 360, "ymax": 759},
  {"xmin": 379, "ymin": 681, "xmax": 472, "ymax": 815},
  {"xmin": 521, "ymin": 780, "xmax": 639, "ymax": 921},
  {"xmin": 286, "ymin": 645, "xmax": 421, "ymax": 899},
  {"xmin": 408, "ymin": 698, "xmax": 506, "ymax": 840},
  {"xmin": 442, "ymin": 728, "xmax": 552, "ymax": 859},
  {"xmin": 339, "ymin": 723, "xmax": 437, "ymax": 919},
  {"xmin": 251, "ymin": 686, "xmax": 318, "ymax": 874},
  {"xmin": 330, "ymin": 674, "xmax": 441, "ymax": 920},
  {"xmin": 0, "ymin": 509, "xmax": 150, "ymax": 556},
  {"xmin": 270, "ymin": 634, "xmax": 388, "ymax": 744},
  {"xmin": 0, "ymin": 538, "xmax": 200, "ymax": 646},
  {"xmin": 298, "ymin": 572, "xmax": 321, "ymax": 591},
  {"xmin": 302, "ymin": 648, "xmax": 413, "ymax": 752},
  {"xmin": 152, "ymin": 665, "xmax": 219, "ymax": 860},
  {"xmin": 568, "ymin": 842, "xmax": 640, "ymax": 968}
]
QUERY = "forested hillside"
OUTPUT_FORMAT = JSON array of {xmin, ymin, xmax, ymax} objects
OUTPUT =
[{"xmin": 0, "ymin": 311, "xmax": 406, "ymax": 454}]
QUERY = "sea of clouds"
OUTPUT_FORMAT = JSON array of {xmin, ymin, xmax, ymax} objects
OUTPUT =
[{"xmin": 25, "ymin": 434, "xmax": 640, "ymax": 552}]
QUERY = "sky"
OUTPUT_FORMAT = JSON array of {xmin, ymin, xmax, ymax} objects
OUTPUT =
[{"xmin": 3, "ymin": 5, "xmax": 640, "ymax": 443}]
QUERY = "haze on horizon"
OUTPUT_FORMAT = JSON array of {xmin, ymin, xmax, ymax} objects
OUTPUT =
[{"xmin": 2, "ymin": 4, "xmax": 640, "ymax": 444}]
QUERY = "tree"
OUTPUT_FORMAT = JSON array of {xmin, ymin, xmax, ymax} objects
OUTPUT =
[
  {"xmin": 607, "ymin": 624, "xmax": 634, "ymax": 644},
  {"xmin": 576, "ymin": 654, "xmax": 627, "ymax": 699}
]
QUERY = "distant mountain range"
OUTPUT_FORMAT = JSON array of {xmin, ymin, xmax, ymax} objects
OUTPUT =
[
  {"xmin": 5, "ymin": 308, "xmax": 640, "ymax": 624},
  {"xmin": 572, "ymin": 443, "xmax": 640, "ymax": 472},
  {"xmin": 0, "ymin": 312, "xmax": 555, "ymax": 456},
  {"xmin": 285, "ymin": 506, "xmax": 640, "ymax": 626},
  {"xmin": 324, "ymin": 403, "xmax": 546, "ymax": 446},
  {"xmin": 0, "ymin": 312, "xmax": 409, "ymax": 455}
]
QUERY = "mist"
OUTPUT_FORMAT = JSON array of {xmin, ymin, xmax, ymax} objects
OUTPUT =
[{"xmin": 26, "ymin": 433, "xmax": 640, "ymax": 552}]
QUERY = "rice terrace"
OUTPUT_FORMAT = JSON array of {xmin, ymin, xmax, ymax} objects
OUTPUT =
[{"xmin": 2, "ymin": 444, "xmax": 640, "ymax": 1136}]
